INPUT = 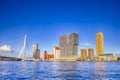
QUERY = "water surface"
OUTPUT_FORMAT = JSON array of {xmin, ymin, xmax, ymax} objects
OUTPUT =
[{"xmin": 0, "ymin": 61, "xmax": 120, "ymax": 80}]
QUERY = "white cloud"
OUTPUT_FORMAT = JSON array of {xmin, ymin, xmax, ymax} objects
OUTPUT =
[
  {"xmin": 79, "ymin": 43, "xmax": 92, "ymax": 49},
  {"xmin": 79, "ymin": 43, "xmax": 91, "ymax": 46},
  {"xmin": 0, "ymin": 45, "xmax": 13, "ymax": 52}
]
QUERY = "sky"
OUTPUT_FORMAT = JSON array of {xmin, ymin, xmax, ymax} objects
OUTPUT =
[{"xmin": 0, "ymin": 0, "xmax": 120, "ymax": 57}]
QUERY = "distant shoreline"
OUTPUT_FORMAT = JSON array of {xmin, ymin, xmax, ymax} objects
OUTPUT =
[{"xmin": 0, "ymin": 60, "xmax": 120, "ymax": 62}]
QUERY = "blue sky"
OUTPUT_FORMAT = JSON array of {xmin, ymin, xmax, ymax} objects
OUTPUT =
[{"xmin": 0, "ymin": 0, "xmax": 120, "ymax": 56}]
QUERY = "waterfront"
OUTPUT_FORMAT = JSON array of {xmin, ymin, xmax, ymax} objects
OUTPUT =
[{"xmin": 0, "ymin": 62, "xmax": 120, "ymax": 80}]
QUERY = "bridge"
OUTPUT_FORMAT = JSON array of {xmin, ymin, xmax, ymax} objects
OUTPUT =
[
  {"xmin": 0, "ymin": 35, "xmax": 32, "ymax": 61},
  {"xmin": 17, "ymin": 35, "xmax": 32, "ymax": 61}
]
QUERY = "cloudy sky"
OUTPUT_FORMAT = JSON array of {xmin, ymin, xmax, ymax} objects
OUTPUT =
[{"xmin": 0, "ymin": 0, "xmax": 120, "ymax": 56}]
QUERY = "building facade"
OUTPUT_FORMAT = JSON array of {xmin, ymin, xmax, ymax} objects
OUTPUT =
[
  {"xmin": 33, "ymin": 43, "xmax": 40, "ymax": 59},
  {"xmin": 88, "ymin": 48, "xmax": 94, "ymax": 59},
  {"xmin": 81, "ymin": 49, "xmax": 87, "ymax": 60},
  {"xmin": 43, "ymin": 50, "xmax": 48, "ymax": 60},
  {"xmin": 96, "ymin": 32, "xmax": 104, "ymax": 56},
  {"xmin": 54, "ymin": 46, "xmax": 60, "ymax": 59},
  {"xmin": 48, "ymin": 54, "xmax": 54, "ymax": 61},
  {"xmin": 95, "ymin": 54, "xmax": 117, "ymax": 61},
  {"xmin": 60, "ymin": 32, "xmax": 79, "ymax": 58},
  {"xmin": 36, "ymin": 49, "xmax": 40, "ymax": 59}
]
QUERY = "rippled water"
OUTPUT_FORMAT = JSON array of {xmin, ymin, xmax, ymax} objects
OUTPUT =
[{"xmin": 0, "ymin": 61, "xmax": 120, "ymax": 80}]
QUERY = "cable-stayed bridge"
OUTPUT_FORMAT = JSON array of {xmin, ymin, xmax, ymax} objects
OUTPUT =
[{"xmin": 17, "ymin": 35, "xmax": 32, "ymax": 61}]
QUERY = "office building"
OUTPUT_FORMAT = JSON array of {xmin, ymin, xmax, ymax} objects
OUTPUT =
[
  {"xmin": 33, "ymin": 43, "xmax": 40, "ymax": 59},
  {"xmin": 96, "ymin": 32, "xmax": 104, "ymax": 56},
  {"xmin": 88, "ymin": 48, "xmax": 94, "ymax": 59},
  {"xmin": 60, "ymin": 32, "xmax": 79, "ymax": 58},
  {"xmin": 54, "ymin": 46, "xmax": 60, "ymax": 59},
  {"xmin": 81, "ymin": 49, "xmax": 87, "ymax": 60},
  {"xmin": 36, "ymin": 49, "xmax": 40, "ymax": 59}
]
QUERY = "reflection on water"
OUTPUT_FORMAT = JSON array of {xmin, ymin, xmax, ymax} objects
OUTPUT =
[
  {"xmin": 51, "ymin": 62, "xmax": 78, "ymax": 80},
  {"xmin": 95, "ymin": 62, "xmax": 107, "ymax": 80},
  {"xmin": 31, "ymin": 62, "xmax": 38, "ymax": 79},
  {"xmin": 0, "ymin": 61, "xmax": 120, "ymax": 80}
]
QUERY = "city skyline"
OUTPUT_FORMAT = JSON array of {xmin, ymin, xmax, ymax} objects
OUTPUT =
[{"xmin": 0, "ymin": 0, "xmax": 120, "ymax": 56}]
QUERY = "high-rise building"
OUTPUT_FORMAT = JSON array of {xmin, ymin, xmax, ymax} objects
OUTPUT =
[
  {"xmin": 88, "ymin": 48, "xmax": 94, "ymax": 59},
  {"xmin": 36, "ymin": 49, "xmax": 40, "ymax": 59},
  {"xmin": 33, "ymin": 43, "xmax": 40, "ymax": 59},
  {"xmin": 43, "ymin": 50, "xmax": 48, "ymax": 60},
  {"xmin": 81, "ymin": 49, "xmax": 87, "ymax": 60},
  {"xmin": 60, "ymin": 32, "xmax": 79, "ymax": 58},
  {"xmin": 54, "ymin": 46, "xmax": 60, "ymax": 59},
  {"xmin": 96, "ymin": 32, "xmax": 104, "ymax": 56}
]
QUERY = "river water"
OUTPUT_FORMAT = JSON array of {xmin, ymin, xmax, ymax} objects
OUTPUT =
[{"xmin": 0, "ymin": 61, "xmax": 120, "ymax": 80}]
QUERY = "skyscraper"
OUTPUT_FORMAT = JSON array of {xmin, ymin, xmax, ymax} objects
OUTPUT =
[
  {"xmin": 36, "ymin": 49, "xmax": 40, "ymax": 59},
  {"xmin": 33, "ymin": 43, "xmax": 40, "ymax": 59},
  {"xmin": 60, "ymin": 32, "xmax": 79, "ymax": 58},
  {"xmin": 96, "ymin": 32, "xmax": 104, "ymax": 56}
]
